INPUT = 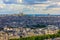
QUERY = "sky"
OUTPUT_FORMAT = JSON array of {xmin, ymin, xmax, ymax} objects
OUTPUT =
[{"xmin": 0, "ymin": 0, "xmax": 60, "ymax": 15}]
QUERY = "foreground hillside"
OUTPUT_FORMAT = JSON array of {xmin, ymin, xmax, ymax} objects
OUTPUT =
[{"xmin": 10, "ymin": 30, "xmax": 60, "ymax": 40}]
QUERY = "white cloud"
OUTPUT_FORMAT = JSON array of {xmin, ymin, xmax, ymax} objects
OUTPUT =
[
  {"xmin": 17, "ymin": 0, "xmax": 23, "ymax": 3},
  {"xmin": 0, "ymin": 0, "xmax": 4, "ymax": 4}
]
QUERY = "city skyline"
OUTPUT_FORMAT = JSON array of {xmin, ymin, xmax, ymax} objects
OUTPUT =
[{"xmin": 0, "ymin": 0, "xmax": 60, "ymax": 15}]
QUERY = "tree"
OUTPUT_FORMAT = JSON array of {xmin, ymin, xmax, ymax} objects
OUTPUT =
[{"xmin": 58, "ymin": 30, "xmax": 60, "ymax": 34}]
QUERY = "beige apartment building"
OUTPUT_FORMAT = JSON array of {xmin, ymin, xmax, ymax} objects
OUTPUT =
[{"xmin": 0, "ymin": 31, "xmax": 8, "ymax": 40}]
